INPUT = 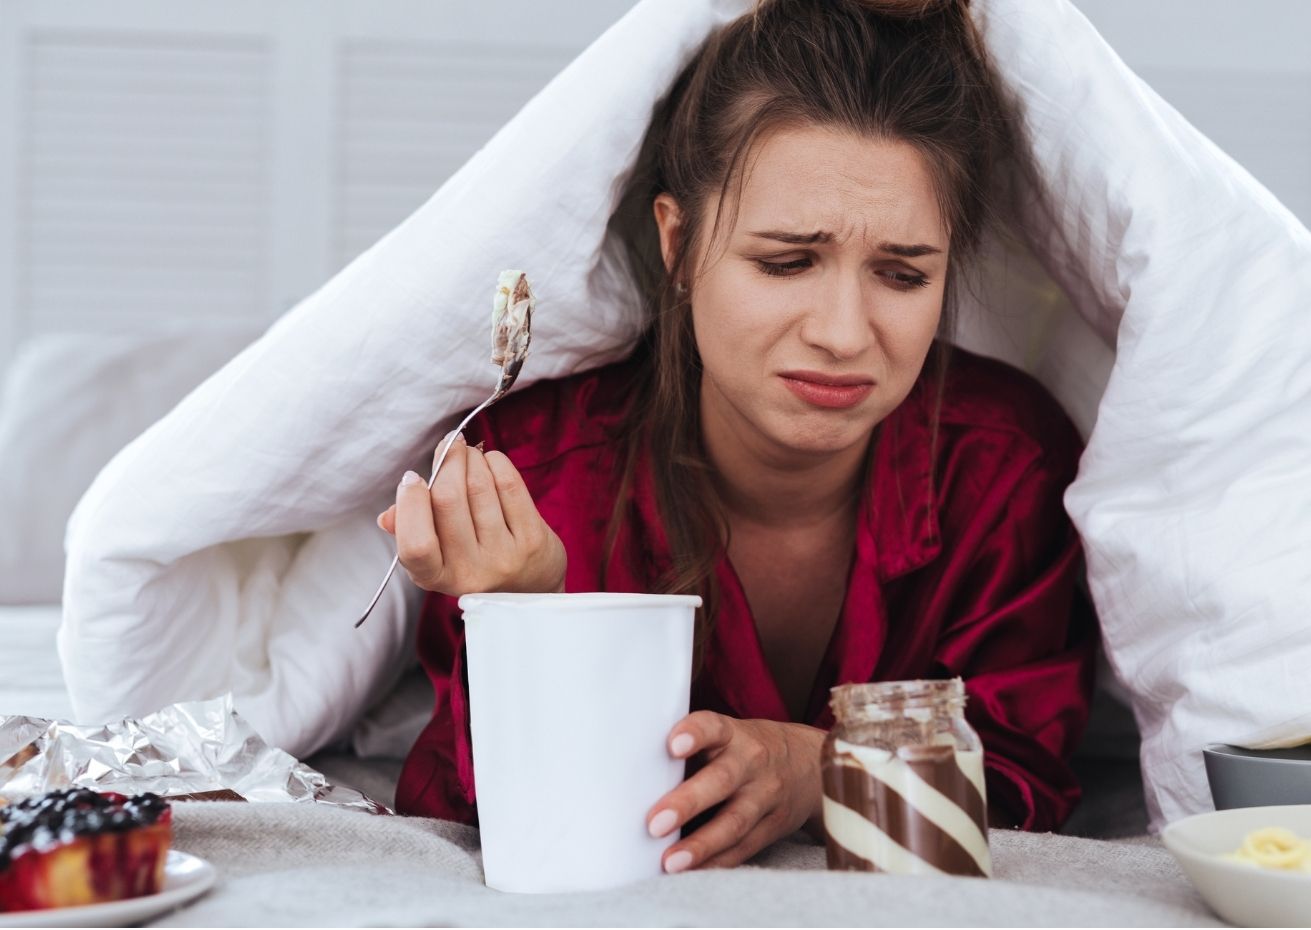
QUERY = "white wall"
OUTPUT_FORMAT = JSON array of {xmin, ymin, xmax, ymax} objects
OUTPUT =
[
  {"xmin": 1074, "ymin": 0, "xmax": 1311, "ymax": 226},
  {"xmin": 0, "ymin": 0, "xmax": 634, "ymax": 372}
]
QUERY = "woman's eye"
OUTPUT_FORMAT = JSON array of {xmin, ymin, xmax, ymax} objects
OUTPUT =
[
  {"xmin": 885, "ymin": 271, "xmax": 930, "ymax": 290},
  {"xmin": 754, "ymin": 258, "xmax": 810, "ymax": 277},
  {"xmin": 753, "ymin": 259, "xmax": 930, "ymax": 290},
  {"xmin": 754, "ymin": 258, "xmax": 930, "ymax": 290}
]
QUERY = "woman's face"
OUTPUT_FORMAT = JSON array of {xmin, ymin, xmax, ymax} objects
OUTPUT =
[{"xmin": 654, "ymin": 124, "xmax": 948, "ymax": 460}]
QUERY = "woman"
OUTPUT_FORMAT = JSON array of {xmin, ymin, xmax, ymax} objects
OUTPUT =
[{"xmin": 380, "ymin": 0, "xmax": 1096, "ymax": 871}]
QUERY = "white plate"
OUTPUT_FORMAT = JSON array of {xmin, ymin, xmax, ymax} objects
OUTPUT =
[
  {"xmin": 0, "ymin": 849, "xmax": 216, "ymax": 928},
  {"xmin": 1162, "ymin": 804, "xmax": 1311, "ymax": 928}
]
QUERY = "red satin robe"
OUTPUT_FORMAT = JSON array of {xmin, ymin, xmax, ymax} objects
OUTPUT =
[{"xmin": 395, "ymin": 347, "xmax": 1098, "ymax": 831}]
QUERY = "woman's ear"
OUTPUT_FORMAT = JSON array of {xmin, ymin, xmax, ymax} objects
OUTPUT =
[{"xmin": 652, "ymin": 193, "xmax": 682, "ymax": 276}]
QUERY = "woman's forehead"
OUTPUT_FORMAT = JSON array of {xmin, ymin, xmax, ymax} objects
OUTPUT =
[{"xmin": 730, "ymin": 125, "xmax": 947, "ymax": 250}]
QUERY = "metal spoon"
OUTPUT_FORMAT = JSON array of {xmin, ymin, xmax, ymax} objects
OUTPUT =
[{"xmin": 355, "ymin": 271, "xmax": 535, "ymax": 629}]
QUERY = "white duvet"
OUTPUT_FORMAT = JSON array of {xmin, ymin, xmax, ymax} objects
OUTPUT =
[{"xmin": 61, "ymin": 0, "xmax": 1311, "ymax": 831}]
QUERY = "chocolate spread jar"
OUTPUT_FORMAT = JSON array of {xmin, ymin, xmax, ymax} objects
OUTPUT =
[{"xmin": 821, "ymin": 678, "xmax": 991, "ymax": 877}]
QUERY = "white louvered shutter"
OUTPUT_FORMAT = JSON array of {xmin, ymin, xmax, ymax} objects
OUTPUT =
[
  {"xmin": 0, "ymin": 0, "xmax": 629, "ymax": 378},
  {"xmin": 336, "ymin": 40, "xmax": 573, "ymax": 269},
  {"xmin": 22, "ymin": 35, "xmax": 273, "ymax": 333}
]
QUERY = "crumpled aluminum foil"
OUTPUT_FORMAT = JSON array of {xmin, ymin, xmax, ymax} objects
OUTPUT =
[{"xmin": 0, "ymin": 694, "xmax": 389, "ymax": 814}]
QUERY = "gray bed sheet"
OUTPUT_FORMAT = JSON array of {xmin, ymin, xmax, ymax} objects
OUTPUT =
[{"xmin": 155, "ymin": 801, "xmax": 1215, "ymax": 927}]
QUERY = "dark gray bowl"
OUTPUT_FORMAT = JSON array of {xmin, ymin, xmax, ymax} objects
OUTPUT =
[{"xmin": 1204, "ymin": 743, "xmax": 1311, "ymax": 810}]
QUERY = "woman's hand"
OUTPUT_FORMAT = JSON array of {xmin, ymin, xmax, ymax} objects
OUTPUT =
[
  {"xmin": 377, "ymin": 431, "xmax": 566, "ymax": 596},
  {"xmin": 646, "ymin": 711, "xmax": 827, "ymax": 872}
]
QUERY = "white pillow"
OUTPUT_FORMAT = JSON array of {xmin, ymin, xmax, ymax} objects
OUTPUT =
[
  {"xmin": 0, "ymin": 327, "xmax": 262, "ymax": 604},
  {"xmin": 61, "ymin": 0, "xmax": 1311, "ymax": 836}
]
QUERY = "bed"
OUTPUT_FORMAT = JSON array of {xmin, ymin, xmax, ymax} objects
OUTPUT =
[{"xmin": 0, "ymin": 602, "xmax": 1217, "ymax": 926}]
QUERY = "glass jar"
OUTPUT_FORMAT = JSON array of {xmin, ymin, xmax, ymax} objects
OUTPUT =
[{"xmin": 821, "ymin": 678, "xmax": 991, "ymax": 877}]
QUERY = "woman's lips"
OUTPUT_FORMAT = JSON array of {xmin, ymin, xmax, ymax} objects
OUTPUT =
[{"xmin": 779, "ymin": 371, "xmax": 875, "ymax": 409}]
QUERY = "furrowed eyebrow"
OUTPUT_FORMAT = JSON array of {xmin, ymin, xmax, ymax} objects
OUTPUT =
[
  {"xmin": 747, "ymin": 230, "xmax": 943, "ymax": 257},
  {"xmin": 748, "ymin": 230, "xmax": 835, "ymax": 245}
]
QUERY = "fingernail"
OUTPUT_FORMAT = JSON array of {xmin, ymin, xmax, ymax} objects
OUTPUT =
[
  {"xmin": 399, "ymin": 470, "xmax": 422, "ymax": 487},
  {"xmin": 669, "ymin": 733, "xmax": 694, "ymax": 757},
  {"xmin": 664, "ymin": 850, "xmax": 693, "ymax": 874},
  {"xmin": 648, "ymin": 809, "xmax": 678, "ymax": 838}
]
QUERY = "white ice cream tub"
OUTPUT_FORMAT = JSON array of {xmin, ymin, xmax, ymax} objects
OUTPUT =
[{"xmin": 459, "ymin": 591, "xmax": 699, "ymax": 893}]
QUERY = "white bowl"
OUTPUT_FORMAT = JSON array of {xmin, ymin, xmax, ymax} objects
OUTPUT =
[{"xmin": 1162, "ymin": 804, "xmax": 1311, "ymax": 927}]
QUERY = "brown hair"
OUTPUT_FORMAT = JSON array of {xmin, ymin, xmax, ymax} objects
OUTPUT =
[{"xmin": 602, "ymin": 0, "xmax": 1016, "ymax": 671}]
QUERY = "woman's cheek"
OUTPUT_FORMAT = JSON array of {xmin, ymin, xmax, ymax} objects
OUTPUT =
[
  {"xmin": 692, "ymin": 264, "xmax": 804, "ymax": 392},
  {"xmin": 876, "ymin": 296, "xmax": 941, "ymax": 382},
  {"xmin": 691, "ymin": 281, "xmax": 755, "ymax": 369}
]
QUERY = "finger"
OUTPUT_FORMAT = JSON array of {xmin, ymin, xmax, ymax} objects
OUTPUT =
[
  {"xmin": 668, "ymin": 711, "xmax": 734, "ymax": 760},
  {"xmin": 697, "ymin": 813, "xmax": 783, "ymax": 870},
  {"xmin": 662, "ymin": 794, "xmax": 772, "ymax": 873},
  {"xmin": 429, "ymin": 433, "xmax": 479, "ymax": 560},
  {"xmin": 483, "ymin": 451, "xmax": 539, "ymax": 541},
  {"xmin": 377, "ymin": 505, "xmax": 396, "ymax": 535},
  {"xmin": 430, "ymin": 429, "xmax": 462, "ymax": 475},
  {"xmin": 647, "ymin": 748, "xmax": 747, "ymax": 839},
  {"xmin": 463, "ymin": 445, "xmax": 511, "ymax": 547},
  {"xmin": 394, "ymin": 470, "xmax": 441, "ymax": 582}
]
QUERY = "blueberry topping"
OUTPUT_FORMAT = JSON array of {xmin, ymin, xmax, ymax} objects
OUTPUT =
[{"xmin": 0, "ymin": 788, "xmax": 168, "ymax": 871}]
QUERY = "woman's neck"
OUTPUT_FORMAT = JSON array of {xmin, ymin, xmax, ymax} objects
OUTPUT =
[{"xmin": 699, "ymin": 379, "xmax": 870, "ymax": 531}]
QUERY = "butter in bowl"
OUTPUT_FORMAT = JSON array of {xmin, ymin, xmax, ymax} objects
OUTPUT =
[{"xmin": 1162, "ymin": 804, "xmax": 1311, "ymax": 927}]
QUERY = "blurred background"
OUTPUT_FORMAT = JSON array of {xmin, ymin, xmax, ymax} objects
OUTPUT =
[{"xmin": 0, "ymin": 0, "xmax": 1308, "ymax": 606}]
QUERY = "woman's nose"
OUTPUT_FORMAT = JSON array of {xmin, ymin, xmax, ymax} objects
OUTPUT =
[{"xmin": 799, "ymin": 273, "xmax": 873, "ymax": 360}]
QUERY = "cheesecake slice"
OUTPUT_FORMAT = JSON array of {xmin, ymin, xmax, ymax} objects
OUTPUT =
[{"xmin": 0, "ymin": 788, "xmax": 172, "ymax": 912}]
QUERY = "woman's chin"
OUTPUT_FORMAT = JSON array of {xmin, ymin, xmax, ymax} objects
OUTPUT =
[{"xmin": 770, "ymin": 420, "xmax": 873, "ymax": 458}]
